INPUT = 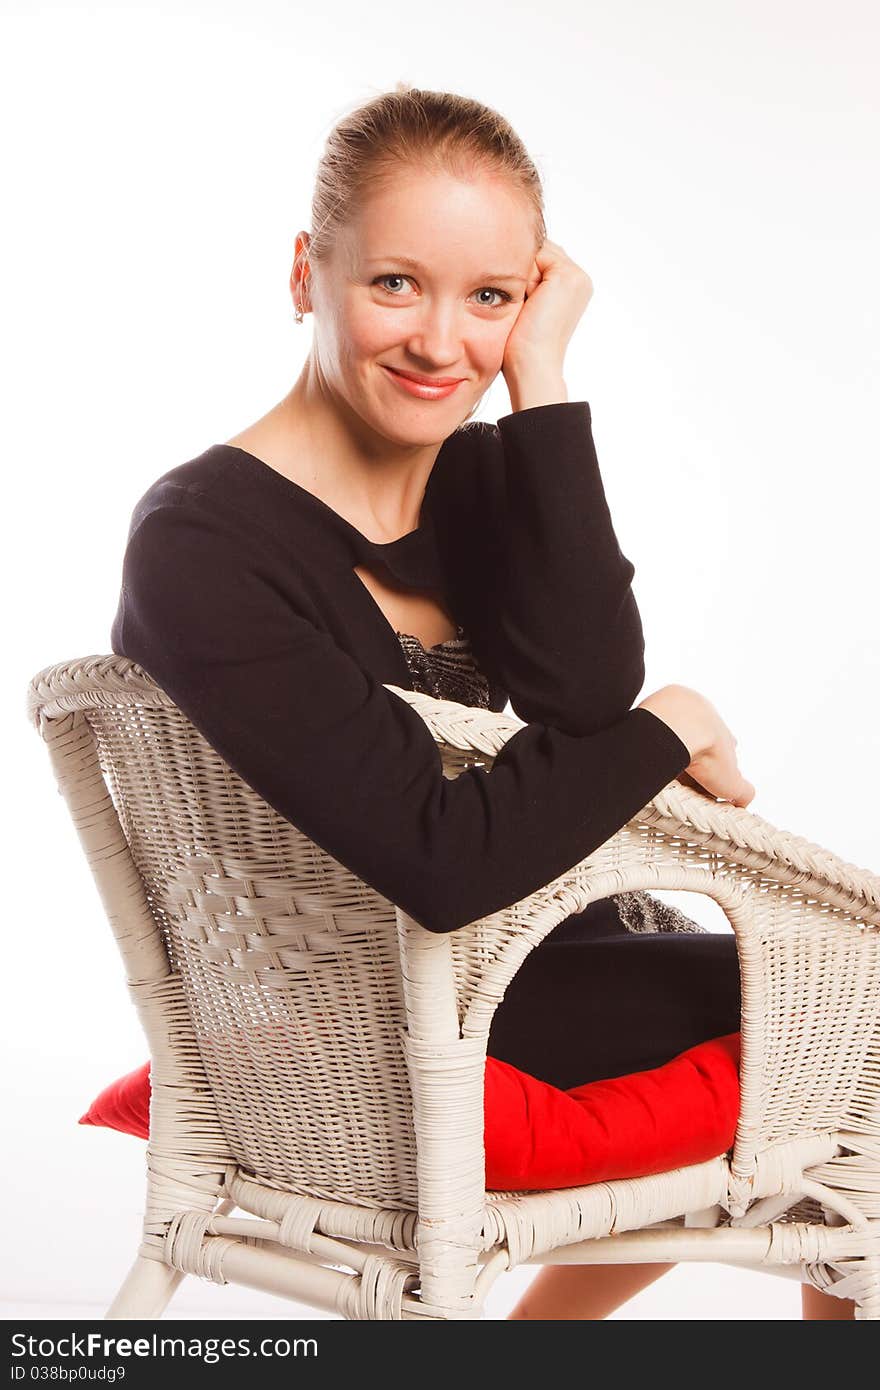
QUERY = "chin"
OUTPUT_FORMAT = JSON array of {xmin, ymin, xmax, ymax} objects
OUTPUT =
[
  {"xmin": 377, "ymin": 414, "xmax": 450, "ymax": 448},
  {"xmin": 368, "ymin": 391, "xmax": 465, "ymax": 439}
]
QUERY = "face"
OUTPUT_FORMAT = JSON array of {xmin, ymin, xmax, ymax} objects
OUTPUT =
[{"xmin": 298, "ymin": 166, "xmax": 537, "ymax": 445}]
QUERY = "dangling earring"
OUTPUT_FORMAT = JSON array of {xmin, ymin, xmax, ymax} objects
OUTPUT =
[{"xmin": 295, "ymin": 256, "xmax": 308, "ymax": 322}]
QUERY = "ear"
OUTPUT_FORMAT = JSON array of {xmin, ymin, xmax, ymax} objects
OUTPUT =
[{"xmin": 290, "ymin": 231, "xmax": 313, "ymax": 315}]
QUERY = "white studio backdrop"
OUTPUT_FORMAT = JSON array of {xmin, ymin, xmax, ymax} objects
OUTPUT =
[{"xmin": 4, "ymin": 0, "xmax": 878, "ymax": 1319}]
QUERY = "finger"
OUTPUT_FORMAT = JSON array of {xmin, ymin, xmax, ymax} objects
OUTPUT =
[
  {"xmin": 722, "ymin": 775, "xmax": 755, "ymax": 807},
  {"xmin": 533, "ymin": 238, "xmax": 564, "ymax": 270},
  {"xmin": 736, "ymin": 778, "xmax": 756, "ymax": 807},
  {"xmin": 524, "ymin": 259, "xmax": 542, "ymax": 298}
]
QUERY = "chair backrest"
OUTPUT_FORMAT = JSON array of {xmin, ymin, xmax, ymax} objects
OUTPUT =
[{"xmin": 27, "ymin": 654, "xmax": 512, "ymax": 1212}]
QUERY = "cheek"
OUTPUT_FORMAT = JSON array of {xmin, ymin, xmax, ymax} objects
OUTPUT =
[
  {"xmin": 342, "ymin": 301, "xmax": 399, "ymax": 360},
  {"xmin": 469, "ymin": 320, "xmax": 514, "ymax": 372}
]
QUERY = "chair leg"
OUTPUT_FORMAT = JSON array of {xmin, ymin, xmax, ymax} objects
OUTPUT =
[
  {"xmin": 853, "ymin": 1257, "xmax": 880, "ymax": 1321},
  {"xmin": 105, "ymin": 1255, "xmax": 185, "ymax": 1320},
  {"xmin": 105, "ymin": 1195, "xmax": 237, "ymax": 1319}
]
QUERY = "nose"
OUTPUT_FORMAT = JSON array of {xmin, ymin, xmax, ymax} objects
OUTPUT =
[{"xmin": 405, "ymin": 302, "xmax": 465, "ymax": 370}]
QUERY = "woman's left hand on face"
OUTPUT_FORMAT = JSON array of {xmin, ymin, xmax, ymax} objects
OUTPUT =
[{"xmin": 502, "ymin": 238, "xmax": 593, "ymax": 382}]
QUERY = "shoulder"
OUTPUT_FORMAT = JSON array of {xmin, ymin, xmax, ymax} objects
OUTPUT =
[
  {"xmin": 117, "ymin": 443, "xmax": 334, "ymax": 619},
  {"xmin": 118, "ymin": 449, "xmax": 283, "ymax": 612},
  {"xmin": 115, "ymin": 474, "xmax": 322, "ymax": 659},
  {"xmin": 124, "ymin": 444, "xmax": 240, "ymax": 540}
]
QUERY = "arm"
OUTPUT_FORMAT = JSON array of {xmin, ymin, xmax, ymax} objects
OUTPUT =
[
  {"xmin": 113, "ymin": 494, "xmax": 690, "ymax": 936},
  {"xmin": 426, "ymin": 400, "xmax": 648, "ymax": 737}
]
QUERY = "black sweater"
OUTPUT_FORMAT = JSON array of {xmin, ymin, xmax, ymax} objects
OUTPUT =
[{"xmin": 110, "ymin": 401, "xmax": 691, "ymax": 934}]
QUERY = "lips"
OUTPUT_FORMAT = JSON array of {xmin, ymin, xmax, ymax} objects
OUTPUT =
[
  {"xmin": 383, "ymin": 366, "xmax": 465, "ymax": 386},
  {"xmin": 381, "ymin": 364, "xmax": 465, "ymax": 400}
]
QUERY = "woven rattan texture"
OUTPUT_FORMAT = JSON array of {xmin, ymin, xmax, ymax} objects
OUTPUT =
[{"xmin": 27, "ymin": 656, "xmax": 880, "ymax": 1318}]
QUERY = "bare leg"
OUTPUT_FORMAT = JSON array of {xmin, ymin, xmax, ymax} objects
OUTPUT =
[
  {"xmin": 801, "ymin": 1282, "xmax": 856, "ymax": 1320},
  {"xmin": 507, "ymin": 1262, "xmax": 676, "ymax": 1320},
  {"xmin": 507, "ymin": 1266, "xmax": 858, "ymax": 1319}
]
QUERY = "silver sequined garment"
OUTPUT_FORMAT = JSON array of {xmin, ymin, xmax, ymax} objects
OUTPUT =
[
  {"xmin": 395, "ymin": 622, "xmax": 493, "ymax": 709},
  {"xmin": 395, "ymin": 625, "xmax": 707, "ymax": 936}
]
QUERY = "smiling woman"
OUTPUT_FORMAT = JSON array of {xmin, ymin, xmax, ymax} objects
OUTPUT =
[
  {"xmin": 291, "ymin": 168, "xmax": 546, "ymax": 451},
  {"xmin": 109, "ymin": 83, "xmax": 840, "ymax": 1320}
]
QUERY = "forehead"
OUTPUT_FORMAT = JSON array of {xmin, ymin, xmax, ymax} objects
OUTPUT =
[{"xmin": 344, "ymin": 168, "xmax": 536, "ymax": 271}]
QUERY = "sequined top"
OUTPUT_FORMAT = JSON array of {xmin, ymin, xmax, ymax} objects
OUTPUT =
[
  {"xmin": 394, "ymin": 625, "xmax": 707, "ymax": 937},
  {"xmin": 394, "ymin": 622, "xmax": 493, "ymax": 709}
]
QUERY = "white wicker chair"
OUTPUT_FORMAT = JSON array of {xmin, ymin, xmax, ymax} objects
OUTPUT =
[{"xmin": 26, "ymin": 654, "xmax": 880, "ymax": 1320}]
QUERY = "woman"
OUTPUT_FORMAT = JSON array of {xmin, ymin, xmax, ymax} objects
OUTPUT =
[{"xmin": 111, "ymin": 84, "xmax": 851, "ymax": 1319}]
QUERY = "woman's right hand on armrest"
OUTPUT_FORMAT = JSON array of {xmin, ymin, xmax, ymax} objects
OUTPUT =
[{"xmin": 636, "ymin": 684, "xmax": 756, "ymax": 807}]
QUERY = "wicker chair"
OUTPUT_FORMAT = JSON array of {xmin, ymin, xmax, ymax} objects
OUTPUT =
[{"xmin": 25, "ymin": 654, "xmax": 880, "ymax": 1321}]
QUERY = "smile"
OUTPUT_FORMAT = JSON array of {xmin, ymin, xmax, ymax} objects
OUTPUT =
[{"xmin": 381, "ymin": 365, "xmax": 464, "ymax": 400}]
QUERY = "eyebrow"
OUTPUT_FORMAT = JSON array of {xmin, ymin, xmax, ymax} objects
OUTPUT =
[{"xmin": 365, "ymin": 254, "xmax": 527, "ymax": 283}]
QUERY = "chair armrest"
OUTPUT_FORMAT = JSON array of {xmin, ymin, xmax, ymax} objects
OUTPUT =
[
  {"xmin": 387, "ymin": 684, "xmax": 880, "ymax": 1179},
  {"xmin": 384, "ymin": 683, "xmax": 880, "ymax": 928}
]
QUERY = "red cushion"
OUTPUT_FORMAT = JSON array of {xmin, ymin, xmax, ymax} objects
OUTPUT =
[
  {"xmin": 483, "ymin": 1032, "xmax": 740, "ymax": 1190},
  {"xmin": 80, "ymin": 1034, "xmax": 740, "ymax": 1191},
  {"xmin": 79, "ymin": 1061, "xmax": 150, "ymax": 1141}
]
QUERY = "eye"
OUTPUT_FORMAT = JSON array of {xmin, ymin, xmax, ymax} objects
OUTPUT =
[
  {"xmin": 371, "ymin": 274, "xmax": 513, "ymax": 307},
  {"xmin": 373, "ymin": 273, "xmax": 416, "ymax": 297},
  {"xmin": 472, "ymin": 286, "xmax": 512, "ymax": 308}
]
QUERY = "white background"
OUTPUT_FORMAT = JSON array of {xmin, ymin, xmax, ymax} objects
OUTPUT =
[{"xmin": 6, "ymin": 0, "xmax": 878, "ymax": 1320}]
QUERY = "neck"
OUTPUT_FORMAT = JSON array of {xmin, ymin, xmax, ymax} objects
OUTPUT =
[{"xmin": 268, "ymin": 357, "xmax": 442, "ymax": 543}]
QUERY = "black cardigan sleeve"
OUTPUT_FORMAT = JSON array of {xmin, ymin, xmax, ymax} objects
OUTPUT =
[
  {"xmin": 427, "ymin": 401, "xmax": 648, "ymax": 737},
  {"xmin": 112, "ymin": 493, "xmax": 691, "ymax": 936}
]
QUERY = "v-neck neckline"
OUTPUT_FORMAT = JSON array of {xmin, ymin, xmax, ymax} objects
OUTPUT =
[
  {"xmin": 214, "ymin": 442, "xmax": 434, "ymax": 552},
  {"xmin": 208, "ymin": 441, "xmax": 455, "ymax": 663}
]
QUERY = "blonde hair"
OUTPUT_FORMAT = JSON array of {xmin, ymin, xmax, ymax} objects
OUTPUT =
[{"xmin": 306, "ymin": 82, "xmax": 546, "ymax": 266}]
